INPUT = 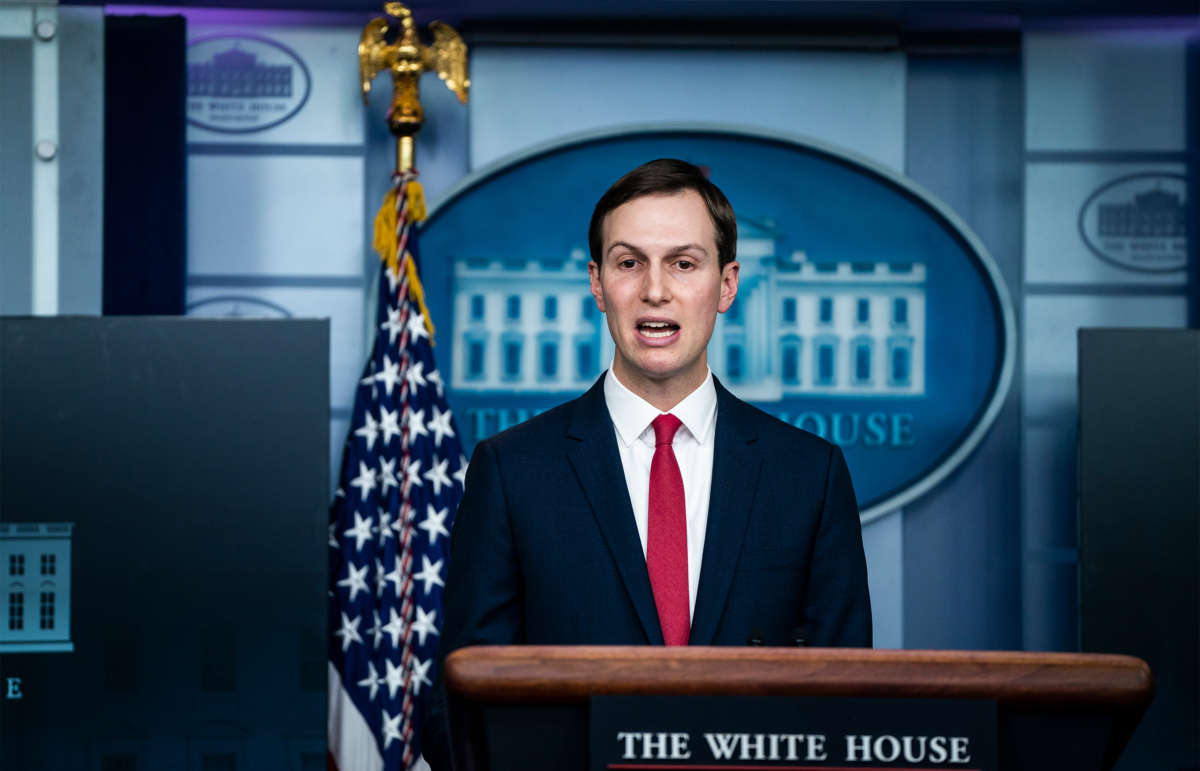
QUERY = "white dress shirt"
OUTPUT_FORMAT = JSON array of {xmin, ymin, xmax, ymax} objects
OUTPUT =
[{"xmin": 603, "ymin": 367, "xmax": 717, "ymax": 622}]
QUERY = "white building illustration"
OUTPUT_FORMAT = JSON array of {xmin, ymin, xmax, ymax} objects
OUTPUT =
[
  {"xmin": 452, "ymin": 248, "xmax": 607, "ymax": 393},
  {"xmin": 451, "ymin": 218, "xmax": 925, "ymax": 399},
  {"xmin": 1, "ymin": 522, "xmax": 73, "ymax": 653}
]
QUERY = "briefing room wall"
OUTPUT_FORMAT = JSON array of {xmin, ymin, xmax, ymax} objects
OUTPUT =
[
  {"xmin": 900, "ymin": 55, "xmax": 1023, "ymax": 651},
  {"xmin": 0, "ymin": 4, "xmax": 104, "ymax": 317},
  {"xmin": 175, "ymin": 12, "xmax": 374, "ymax": 496},
  {"xmin": 160, "ymin": 6, "xmax": 473, "ymax": 512},
  {"xmin": 1020, "ymin": 24, "xmax": 1193, "ymax": 652},
  {"xmin": 0, "ymin": 25, "xmax": 35, "ymax": 316},
  {"xmin": 466, "ymin": 46, "xmax": 907, "ymax": 171},
  {"xmin": 165, "ymin": 14, "xmax": 1195, "ymax": 656}
]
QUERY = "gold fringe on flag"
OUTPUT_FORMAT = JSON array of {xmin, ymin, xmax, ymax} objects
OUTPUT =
[
  {"xmin": 372, "ymin": 181, "xmax": 436, "ymax": 341},
  {"xmin": 405, "ymin": 180, "xmax": 427, "ymax": 222},
  {"xmin": 372, "ymin": 186, "xmax": 399, "ymax": 266}
]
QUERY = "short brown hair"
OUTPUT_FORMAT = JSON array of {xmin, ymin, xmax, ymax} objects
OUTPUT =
[{"xmin": 588, "ymin": 158, "xmax": 738, "ymax": 271}]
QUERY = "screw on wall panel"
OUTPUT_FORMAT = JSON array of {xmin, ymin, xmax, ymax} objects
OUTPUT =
[
  {"xmin": 34, "ymin": 19, "xmax": 56, "ymax": 41},
  {"xmin": 35, "ymin": 140, "xmax": 57, "ymax": 161}
]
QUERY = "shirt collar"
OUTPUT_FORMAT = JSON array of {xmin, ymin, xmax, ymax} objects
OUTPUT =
[{"xmin": 603, "ymin": 366, "xmax": 717, "ymax": 448}]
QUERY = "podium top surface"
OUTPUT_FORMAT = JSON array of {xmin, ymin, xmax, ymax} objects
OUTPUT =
[{"xmin": 445, "ymin": 645, "xmax": 1152, "ymax": 711}]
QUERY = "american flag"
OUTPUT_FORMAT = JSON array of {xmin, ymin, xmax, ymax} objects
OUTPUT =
[{"xmin": 328, "ymin": 172, "xmax": 465, "ymax": 771}]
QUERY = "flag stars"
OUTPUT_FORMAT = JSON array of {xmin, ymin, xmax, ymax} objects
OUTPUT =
[
  {"xmin": 378, "ymin": 456, "xmax": 399, "ymax": 496},
  {"xmin": 354, "ymin": 409, "xmax": 380, "ymax": 451},
  {"xmin": 376, "ymin": 508, "xmax": 394, "ymax": 543},
  {"xmin": 405, "ymin": 408, "xmax": 429, "ymax": 441},
  {"xmin": 334, "ymin": 612, "xmax": 362, "ymax": 652},
  {"xmin": 383, "ymin": 556, "xmax": 403, "ymax": 596},
  {"xmin": 374, "ymin": 557, "xmax": 388, "ymax": 597},
  {"xmin": 379, "ymin": 408, "xmax": 402, "ymax": 446},
  {"xmin": 405, "ymin": 360, "xmax": 427, "ymax": 393},
  {"xmin": 382, "ymin": 606, "xmax": 407, "ymax": 649},
  {"xmin": 357, "ymin": 660, "xmax": 381, "ymax": 701},
  {"xmin": 359, "ymin": 362, "xmax": 379, "ymax": 400},
  {"xmin": 368, "ymin": 608, "xmax": 384, "ymax": 650},
  {"xmin": 404, "ymin": 459, "xmax": 423, "ymax": 490},
  {"xmin": 424, "ymin": 457, "xmax": 453, "ymax": 497},
  {"xmin": 384, "ymin": 658, "xmax": 406, "ymax": 699},
  {"xmin": 349, "ymin": 462, "xmax": 377, "ymax": 501},
  {"xmin": 414, "ymin": 556, "xmax": 445, "ymax": 595},
  {"xmin": 406, "ymin": 310, "xmax": 429, "ymax": 344},
  {"xmin": 427, "ymin": 368, "xmax": 445, "ymax": 398},
  {"xmin": 332, "ymin": 188, "xmax": 468, "ymax": 767},
  {"xmin": 381, "ymin": 710, "xmax": 403, "ymax": 750},
  {"xmin": 411, "ymin": 606, "xmax": 439, "ymax": 647},
  {"xmin": 344, "ymin": 511, "xmax": 374, "ymax": 552},
  {"xmin": 381, "ymin": 305, "xmax": 404, "ymax": 345},
  {"xmin": 375, "ymin": 355, "xmax": 403, "ymax": 396},
  {"xmin": 427, "ymin": 406, "xmax": 455, "ymax": 447},
  {"xmin": 337, "ymin": 561, "xmax": 370, "ymax": 602},
  {"xmin": 419, "ymin": 505, "xmax": 449, "ymax": 546},
  {"xmin": 409, "ymin": 656, "xmax": 433, "ymax": 695}
]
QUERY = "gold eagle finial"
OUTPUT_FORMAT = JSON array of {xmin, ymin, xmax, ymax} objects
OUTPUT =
[{"xmin": 358, "ymin": 2, "xmax": 469, "ymax": 170}]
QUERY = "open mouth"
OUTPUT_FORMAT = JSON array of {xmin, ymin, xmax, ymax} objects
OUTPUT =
[{"xmin": 638, "ymin": 320, "xmax": 679, "ymax": 339}]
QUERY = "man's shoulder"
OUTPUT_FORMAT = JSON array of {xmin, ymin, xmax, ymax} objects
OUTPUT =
[
  {"xmin": 474, "ymin": 387, "xmax": 596, "ymax": 457},
  {"xmin": 719, "ymin": 385, "xmax": 837, "ymax": 460}
]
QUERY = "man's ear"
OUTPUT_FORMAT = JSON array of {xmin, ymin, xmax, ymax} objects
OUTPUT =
[
  {"xmin": 588, "ymin": 260, "xmax": 606, "ymax": 313},
  {"xmin": 717, "ymin": 260, "xmax": 740, "ymax": 313}
]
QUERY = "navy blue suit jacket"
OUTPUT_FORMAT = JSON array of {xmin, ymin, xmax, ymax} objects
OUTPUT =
[{"xmin": 425, "ymin": 374, "xmax": 871, "ymax": 767}]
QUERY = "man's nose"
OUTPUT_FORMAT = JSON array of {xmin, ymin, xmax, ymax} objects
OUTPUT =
[{"xmin": 641, "ymin": 262, "xmax": 670, "ymax": 304}]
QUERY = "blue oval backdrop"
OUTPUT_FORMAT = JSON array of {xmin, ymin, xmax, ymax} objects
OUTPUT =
[{"xmin": 420, "ymin": 126, "xmax": 1015, "ymax": 521}]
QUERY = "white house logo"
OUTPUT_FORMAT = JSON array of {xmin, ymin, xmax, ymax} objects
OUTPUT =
[
  {"xmin": 420, "ymin": 127, "xmax": 1014, "ymax": 521},
  {"xmin": 1078, "ymin": 172, "xmax": 1187, "ymax": 273},
  {"xmin": 451, "ymin": 241, "xmax": 927, "ymax": 439},
  {"xmin": 1, "ymin": 522, "xmax": 73, "ymax": 654},
  {"xmin": 187, "ymin": 296, "xmax": 293, "ymax": 318},
  {"xmin": 186, "ymin": 35, "xmax": 311, "ymax": 133}
]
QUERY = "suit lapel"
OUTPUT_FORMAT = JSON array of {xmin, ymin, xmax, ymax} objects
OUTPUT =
[
  {"xmin": 565, "ymin": 375, "xmax": 663, "ymax": 645},
  {"xmin": 689, "ymin": 379, "xmax": 763, "ymax": 645}
]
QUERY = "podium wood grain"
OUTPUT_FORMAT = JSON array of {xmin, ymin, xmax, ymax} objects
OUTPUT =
[
  {"xmin": 443, "ymin": 646, "xmax": 1153, "ymax": 771},
  {"xmin": 446, "ymin": 645, "xmax": 1152, "ymax": 708}
]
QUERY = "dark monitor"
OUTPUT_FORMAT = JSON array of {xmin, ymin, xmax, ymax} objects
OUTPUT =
[{"xmin": 0, "ymin": 317, "xmax": 329, "ymax": 771}]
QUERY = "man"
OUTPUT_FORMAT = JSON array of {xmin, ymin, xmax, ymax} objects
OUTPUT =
[{"xmin": 425, "ymin": 158, "xmax": 870, "ymax": 767}]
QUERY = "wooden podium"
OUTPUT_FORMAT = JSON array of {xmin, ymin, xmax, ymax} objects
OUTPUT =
[{"xmin": 444, "ymin": 646, "xmax": 1152, "ymax": 771}]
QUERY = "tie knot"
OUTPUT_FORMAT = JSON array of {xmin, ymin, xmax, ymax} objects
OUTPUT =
[{"xmin": 651, "ymin": 413, "xmax": 683, "ymax": 447}]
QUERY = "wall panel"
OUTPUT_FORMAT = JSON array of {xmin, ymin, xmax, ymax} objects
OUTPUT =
[{"xmin": 469, "ymin": 46, "xmax": 907, "ymax": 173}]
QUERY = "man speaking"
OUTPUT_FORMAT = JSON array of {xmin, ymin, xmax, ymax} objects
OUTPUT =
[{"xmin": 426, "ymin": 158, "xmax": 871, "ymax": 767}]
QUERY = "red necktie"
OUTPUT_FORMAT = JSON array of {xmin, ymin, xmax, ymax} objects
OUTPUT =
[{"xmin": 647, "ymin": 413, "xmax": 689, "ymax": 646}]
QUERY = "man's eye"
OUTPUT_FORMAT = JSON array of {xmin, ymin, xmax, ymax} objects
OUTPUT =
[
  {"xmin": 677, "ymin": 260, "xmax": 694, "ymax": 270},
  {"xmin": 619, "ymin": 259, "xmax": 637, "ymax": 269}
]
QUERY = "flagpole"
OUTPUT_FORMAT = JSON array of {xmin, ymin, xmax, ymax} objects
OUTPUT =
[
  {"xmin": 328, "ymin": 6, "xmax": 470, "ymax": 771},
  {"xmin": 397, "ymin": 136, "xmax": 414, "ymax": 176}
]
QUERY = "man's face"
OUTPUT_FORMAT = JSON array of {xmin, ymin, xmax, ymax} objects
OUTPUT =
[{"xmin": 588, "ymin": 189, "xmax": 739, "ymax": 399}]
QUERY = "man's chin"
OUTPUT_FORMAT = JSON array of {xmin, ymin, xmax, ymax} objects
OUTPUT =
[
  {"xmin": 622, "ymin": 357, "xmax": 680, "ymax": 380},
  {"xmin": 618, "ymin": 356, "xmax": 705, "ymax": 388}
]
